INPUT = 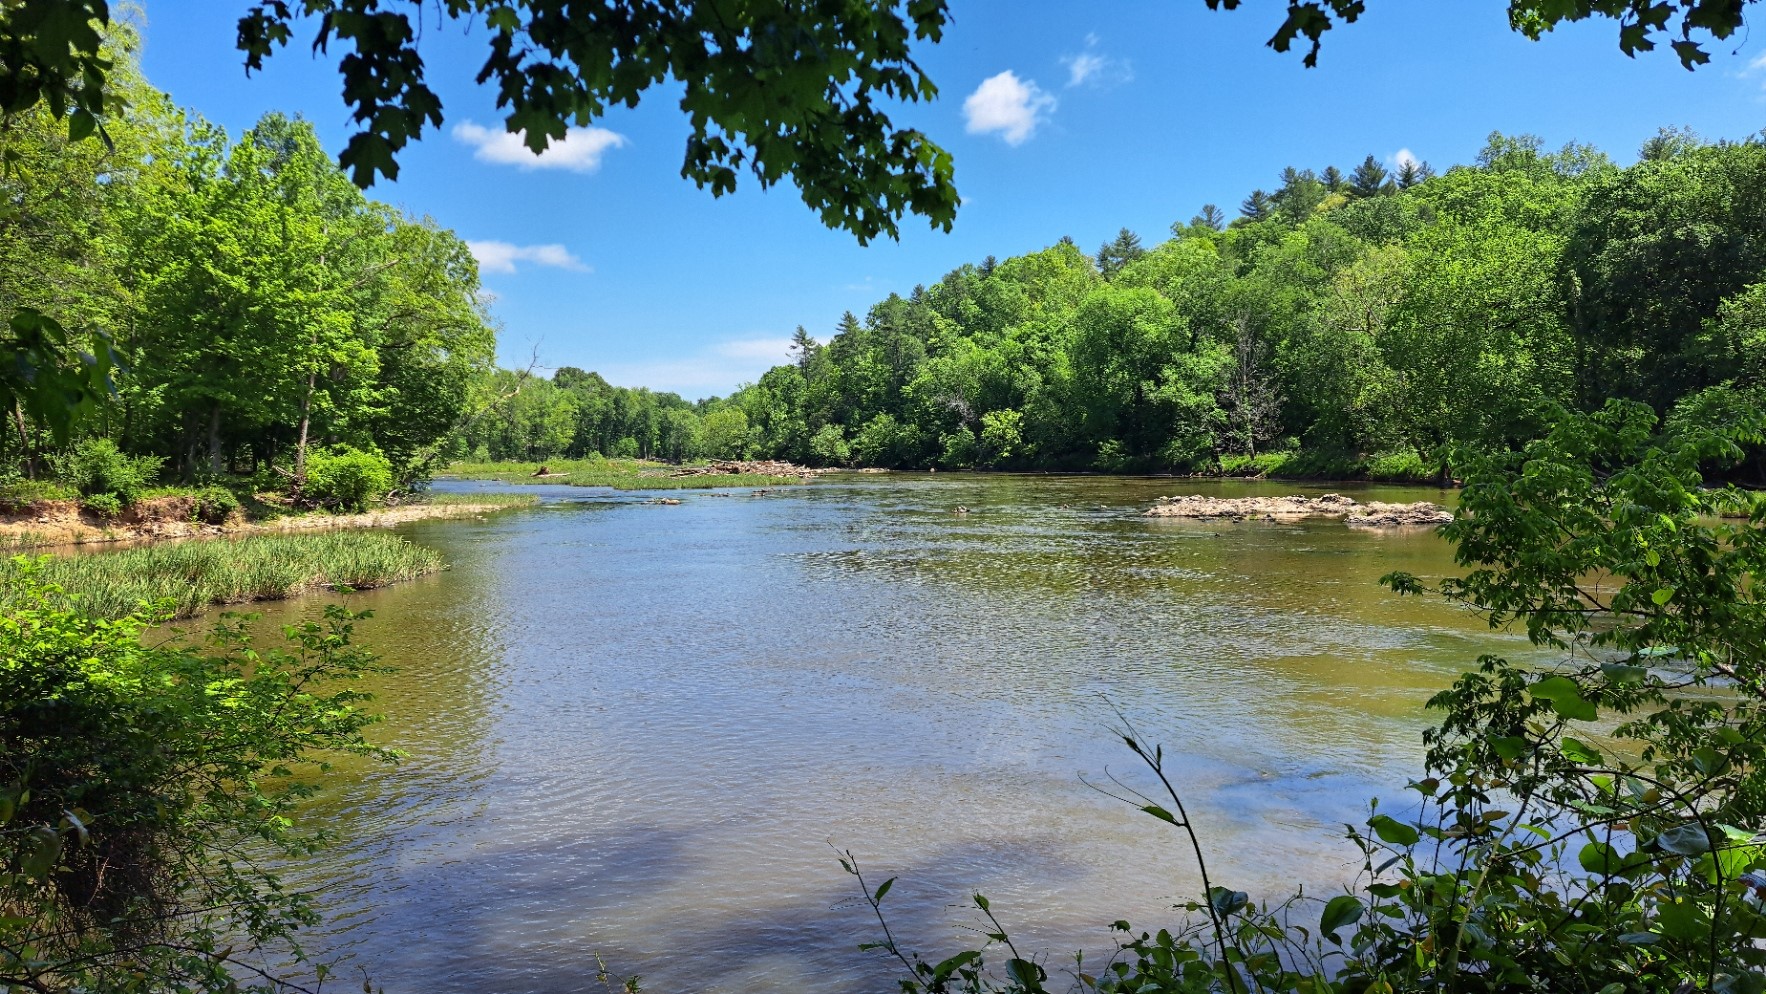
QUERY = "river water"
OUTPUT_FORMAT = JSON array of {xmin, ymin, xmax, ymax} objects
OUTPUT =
[{"xmin": 232, "ymin": 474, "xmax": 1532, "ymax": 993}]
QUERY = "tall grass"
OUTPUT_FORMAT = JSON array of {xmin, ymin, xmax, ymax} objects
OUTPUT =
[
  {"xmin": 443, "ymin": 458, "xmax": 805, "ymax": 490},
  {"xmin": 5, "ymin": 532, "xmax": 444, "ymax": 619}
]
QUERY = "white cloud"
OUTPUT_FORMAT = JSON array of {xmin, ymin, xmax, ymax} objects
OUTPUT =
[
  {"xmin": 1388, "ymin": 147, "xmax": 1422, "ymax": 171},
  {"xmin": 451, "ymin": 119, "xmax": 628, "ymax": 172},
  {"xmin": 1061, "ymin": 34, "xmax": 1132, "ymax": 88},
  {"xmin": 1746, "ymin": 51, "xmax": 1766, "ymax": 88},
  {"xmin": 467, "ymin": 240, "xmax": 589, "ymax": 275},
  {"xmin": 963, "ymin": 71, "xmax": 1056, "ymax": 146},
  {"xmin": 590, "ymin": 337, "xmax": 797, "ymax": 398}
]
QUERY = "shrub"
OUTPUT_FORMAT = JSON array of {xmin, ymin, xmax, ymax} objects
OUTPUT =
[
  {"xmin": 809, "ymin": 424, "xmax": 851, "ymax": 466},
  {"xmin": 611, "ymin": 436, "xmax": 641, "ymax": 459},
  {"xmin": 79, "ymin": 492, "xmax": 122, "ymax": 518},
  {"xmin": 0, "ymin": 476, "xmax": 76, "ymax": 512},
  {"xmin": 301, "ymin": 445, "xmax": 393, "ymax": 512},
  {"xmin": 52, "ymin": 438, "xmax": 163, "ymax": 503},
  {"xmin": 1364, "ymin": 449, "xmax": 1435, "ymax": 482},
  {"xmin": 192, "ymin": 485, "xmax": 240, "ymax": 524},
  {"xmin": 0, "ymin": 565, "xmax": 392, "ymax": 992}
]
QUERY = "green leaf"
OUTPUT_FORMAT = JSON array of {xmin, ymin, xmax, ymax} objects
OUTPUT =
[
  {"xmin": 1319, "ymin": 895, "xmax": 1363, "ymax": 940},
  {"xmin": 1529, "ymin": 675, "xmax": 1598, "ymax": 721},
  {"xmin": 1208, "ymin": 886, "xmax": 1248, "ymax": 917},
  {"xmin": 1368, "ymin": 814, "xmax": 1419, "ymax": 847},
  {"xmin": 1140, "ymin": 804, "xmax": 1180, "ymax": 826},
  {"xmin": 1651, "ymin": 587, "xmax": 1675, "ymax": 606},
  {"xmin": 1560, "ymin": 738, "xmax": 1603, "ymax": 764},
  {"xmin": 19, "ymin": 826, "xmax": 61, "ymax": 880},
  {"xmin": 873, "ymin": 876, "xmax": 894, "ymax": 902},
  {"xmin": 1578, "ymin": 841, "xmax": 1620, "ymax": 875}
]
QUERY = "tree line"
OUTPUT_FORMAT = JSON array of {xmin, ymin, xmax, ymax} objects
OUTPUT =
[
  {"xmin": 486, "ymin": 128, "xmax": 1765, "ymax": 480},
  {"xmin": 0, "ymin": 29, "xmax": 494, "ymax": 498}
]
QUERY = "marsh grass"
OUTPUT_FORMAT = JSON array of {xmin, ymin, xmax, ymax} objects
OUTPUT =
[
  {"xmin": 443, "ymin": 458, "xmax": 804, "ymax": 490},
  {"xmin": 6, "ymin": 532, "xmax": 444, "ymax": 619},
  {"xmin": 416, "ymin": 491, "xmax": 541, "ymax": 507}
]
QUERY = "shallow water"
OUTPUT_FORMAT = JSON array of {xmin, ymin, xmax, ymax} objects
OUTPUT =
[{"xmin": 227, "ymin": 474, "xmax": 1533, "ymax": 993}]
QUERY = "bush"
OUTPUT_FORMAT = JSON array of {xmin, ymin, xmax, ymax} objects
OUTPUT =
[
  {"xmin": 192, "ymin": 485, "xmax": 240, "ymax": 524},
  {"xmin": 809, "ymin": 424, "xmax": 851, "ymax": 466},
  {"xmin": 301, "ymin": 445, "xmax": 393, "ymax": 512},
  {"xmin": 79, "ymin": 492, "xmax": 122, "ymax": 518},
  {"xmin": 52, "ymin": 438, "xmax": 162, "ymax": 504},
  {"xmin": 0, "ymin": 476, "xmax": 76, "ymax": 512},
  {"xmin": 1364, "ymin": 449, "xmax": 1436, "ymax": 482},
  {"xmin": 0, "ymin": 565, "xmax": 392, "ymax": 992}
]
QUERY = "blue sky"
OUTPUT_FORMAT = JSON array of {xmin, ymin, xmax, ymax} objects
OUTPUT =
[{"xmin": 138, "ymin": 3, "xmax": 1766, "ymax": 399}]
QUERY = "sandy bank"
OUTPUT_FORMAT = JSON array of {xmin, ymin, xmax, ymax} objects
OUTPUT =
[{"xmin": 1, "ymin": 496, "xmax": 523, "ymax": 551}]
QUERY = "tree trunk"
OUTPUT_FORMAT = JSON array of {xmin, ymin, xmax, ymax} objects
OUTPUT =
[
  {"xmin": 12, "ymin": 402, "xmax": 34, "ymax": 479},
  {"xmin": 294, "ymin": 370, "xmax": 316, "ymax": 483},
  {"xmin": 207, "ymin": 403, "xmax": 224, "ymax": 475}
]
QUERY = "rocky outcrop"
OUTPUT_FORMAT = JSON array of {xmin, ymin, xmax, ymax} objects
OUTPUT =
[{"xmin": 1144, "ymin": 493, "xmax": 1452, "ymax": 528}]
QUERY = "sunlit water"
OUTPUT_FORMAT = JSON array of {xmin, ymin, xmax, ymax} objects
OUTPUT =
[{"xmin": 216, "ymin": 474, "xmax": 1536, "ymax": 993}]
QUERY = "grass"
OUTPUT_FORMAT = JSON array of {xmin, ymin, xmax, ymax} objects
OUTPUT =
[
  {"xmin": 415, "ymin": 491, "xmax": 541, "ymax": 507},
  {"xmin": 4, "ymin": 532, "xmax": 445, "ymax": 619},
  {"xmin": 442, "ymin": 458, "xmax": 806, "ymax": 490},
  {"xmin": 1212, "ymin": 448, "xmax": 1442, "ymax": 484}
]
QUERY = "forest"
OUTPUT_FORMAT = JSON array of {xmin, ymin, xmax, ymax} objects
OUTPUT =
[
  {"xmin": 466, "ymin": 129, "xmax": 1766, "ymax": 483},
  {"xmin": 0, "ymin": 28, "xmax": 493, "ymax": 513}
]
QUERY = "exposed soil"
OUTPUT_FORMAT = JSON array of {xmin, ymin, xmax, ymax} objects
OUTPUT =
[
  {"xmin": 1144, "ymin": 493, "xmax": 1453, "ymax": 528},
  {"xmin": 0, "ymin": 497, "xmax": 522, "ymax": 550}
]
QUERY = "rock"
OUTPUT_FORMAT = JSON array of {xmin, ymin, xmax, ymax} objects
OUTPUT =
[{"xmin": 1144, "ymin": 493, "xmax": 1451, "ymax": 529}]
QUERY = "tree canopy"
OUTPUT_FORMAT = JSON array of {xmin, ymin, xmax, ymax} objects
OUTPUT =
[{"xmin": 0, "ymin": 1, "xmax": 1753, "ymax": 246}]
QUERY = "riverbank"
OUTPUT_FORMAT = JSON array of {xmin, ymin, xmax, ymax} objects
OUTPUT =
[
  {"xmin": 442, "ymin": 457, "xmax": 816, "ymax": 490},
  {"xmin": 0, "ymin": 492, "xmax": 536, "ymax": 551},
  {"xmin": 2, "ymin": 531, "xmax": 445, "ymax": 619}
]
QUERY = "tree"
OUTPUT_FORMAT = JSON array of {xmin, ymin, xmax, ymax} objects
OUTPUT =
[
  {"xmin": 1239, "ymin": 189, "xmax": 1275, "ymax": 221},
  {"xmin": 1219, "ymin": 316, "xmax": 1284, "ymax": 457},
  {"xmin": 1190, "ymin": 204, "xmax": 1227, "ymax": 231},
  {"xmin": 1348, "ymin": 155, "xmax": 1394, "ymax": 198},
  {"xmin": 1095, "ymin": 228, "xmax": 1148, "ymax": 277},
  {"xmin": 1393, "ymin": 158, "xmax": 1434, "ymax": 188},
  {"xmin": 1320, "ymin": 164, "xmax": 1345, "ymax": 191},
  {"xmin": 701, "ymin": 406, "xmax": 750, "ymax": 459}
]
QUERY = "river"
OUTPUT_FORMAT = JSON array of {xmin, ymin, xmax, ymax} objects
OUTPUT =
[{"xmin": 232, "ymin": 474, "xmax": 1533, "ymax": 994}]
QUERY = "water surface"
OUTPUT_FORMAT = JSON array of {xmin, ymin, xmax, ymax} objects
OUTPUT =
[{"xmin": 233, "ymin": 474, "xmax": 1529, "ymax": 993}]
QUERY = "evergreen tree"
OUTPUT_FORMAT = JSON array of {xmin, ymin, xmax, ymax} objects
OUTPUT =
[
  {"xmin": 1349, "ymin": 155, "xmax": 1393, "ymax": 198},
  {"xmin": 1394, "ymin": 158, "xmax": 1435, "ymax": 188},
  {"xmin": 1321, "ymin": 165, "xmax": 1345, "ymax": 191},
  {"xmin": 1095, "ymin": 227, "xmax": 1147, "ymax": 277},
  {"xmin": 1239, "ymin": 189, "xmax": 1275, "ymax": 221},
  {"xmin": 1190, "ymin": 204, "xmax": 1227, "ymax": 231},
  {"xmin": 790, "ymin": 326, "xmax": 820, "ymax": 373}
]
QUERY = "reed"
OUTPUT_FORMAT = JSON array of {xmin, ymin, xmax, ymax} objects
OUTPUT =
[{"xmin": 5, "ymin": 532, "xmax": 444, "ymax": 619}]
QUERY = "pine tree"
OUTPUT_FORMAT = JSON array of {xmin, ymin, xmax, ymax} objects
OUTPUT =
[
  {"xmin": 1095, "ymin": 227, "xmax": 1147, "ymax": 277},
  {"xmin": 790, "ymin": 326, "xmax": 820, "ymax": 372},
  {"xmin": 1394, "ymin": 158, "xmax": 1435, "ymax": 188},
  {"xmin": 1191, "ymin": 203, "xmax": 1226, "ymax": 231},
  {"xmin": 1240, "ymin": 189, "xmax": 1274, "ymax": 221},
  {"xmin": 979, "ymin": 254, "xmax": 998, "ymax": 276},
  {"xmin": 1348, "ymin": 155, "xmax": 1391, "ymax": 199},
  {"xmin": 1320, "ymin": 165, "xmax": 1344, "ymax": 192}
]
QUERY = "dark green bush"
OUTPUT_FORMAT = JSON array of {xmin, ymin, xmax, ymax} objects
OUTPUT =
[
  {"xmin": 79, "ymin": 492, "xmax": 122, "ymax": 518},
  {"xmin": 301, "ymin": 445, "xmax": 393, "ymax": 512},
  {"xmin": 0, "ymin": 565, "xmax": 392, "ymax": 992},
  {"xmin": 0, "ymin": 477, "xmax": 76, "ymax": 512},
  {"xmin": 52, "ymin": 438, "xmax": 163, "ymax": 504},
  {"xmin": 192, "ymin": 485, "xmax": 240, "ymax": 524}
]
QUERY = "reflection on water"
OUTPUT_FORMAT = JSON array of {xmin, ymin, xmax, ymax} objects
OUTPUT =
[{"xmin": 231, "ymin": 475, "xmax": 1531, "ymax": 994}]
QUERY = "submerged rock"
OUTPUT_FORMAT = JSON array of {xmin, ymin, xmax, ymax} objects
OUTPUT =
[{"xmin": 1144, "ymin": 493, "xmax": 1452, "ymax": 528}]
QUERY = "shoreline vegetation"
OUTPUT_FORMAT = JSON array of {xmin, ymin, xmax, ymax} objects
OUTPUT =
[
  {"xmin": 2, "ymin": 531, "xmax": 445, "ymax": 620},
  {"xmin": 0, "ymin": 489, "xmax": 536, "ymax": 552},
  {"xmin": 439, "ymin": 457, "xmax": 819, "ymax": 490}
]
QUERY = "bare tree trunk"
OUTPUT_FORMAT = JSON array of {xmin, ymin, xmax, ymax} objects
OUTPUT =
[
  {"xmin": 207, "ymin": 403, "xmax": 224, "ymax": 475},
  {"xmin": 295, "ymin": 370, "xmax": 316, "ymax": 483},
  {"xmin": 13, "ymin": 401, "xmax": 34, "ymax": 479}
]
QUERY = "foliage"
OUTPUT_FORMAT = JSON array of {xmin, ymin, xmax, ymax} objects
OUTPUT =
[
  {"xmin": 0, "ymin": 476, "xmax": 76, "ymax": 512},
  {"xmin": 0, "ymin": 531, "xmax": 444, "ymax": 619},
  {"xmin": 0, "ymin": 565, "xmax": 394, "ymax": 993},
  {"xmin": 850, "ymin": 399, "xmax": 1766, "ymax": 994},
  {"xmin": 51, "ymin": 437, "xmax": 162, "ymax": 504},
  {"xmin": 299, "ymin": 445, "xmax": 393, "ymax": 512},
  {"xmin": 442, "ymin": 458, "xmax": 806, "ymax": 491}
]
